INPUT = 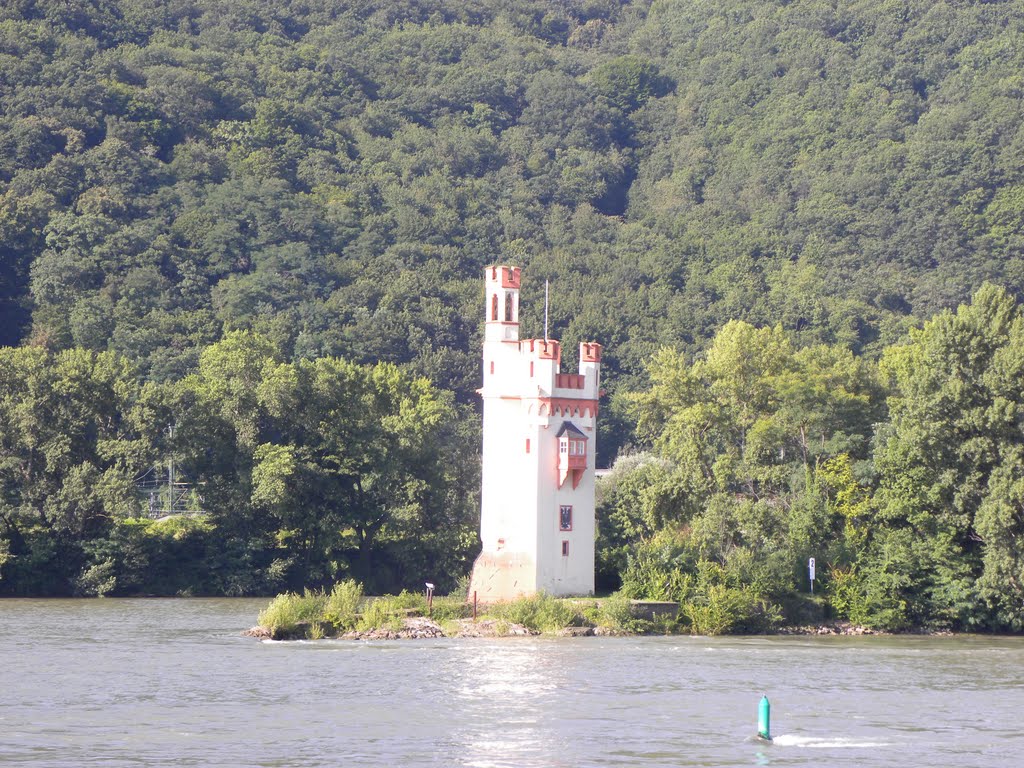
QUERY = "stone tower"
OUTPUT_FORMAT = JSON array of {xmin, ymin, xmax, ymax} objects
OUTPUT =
[{"xmin": 468, "ymin": 265, "xmax": 602, "ymax": 601}]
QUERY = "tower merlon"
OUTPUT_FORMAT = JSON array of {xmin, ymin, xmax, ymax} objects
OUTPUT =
[
  {"xmin": 525, "ymin": 338, "xmax": 560, "ymax": 361},
  {"xmin": 553, "ymin": 372, "xmax": 599, "ymax": 400},
  {"xmin": 576, "ymin": 341, "xmax": 602, "ymax": 396},
  {"xmin": 555, "ymin": 373, "xmax": 586, "ymax": 390},
  {"xmin": 580, "ymin": 342, "xmax": 602, "ymax": 364}
]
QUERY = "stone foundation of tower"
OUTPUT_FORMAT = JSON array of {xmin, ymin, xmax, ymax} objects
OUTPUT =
[{"xmin": 467, "ymin": 551, "xmax": 537, "ymax": 603}]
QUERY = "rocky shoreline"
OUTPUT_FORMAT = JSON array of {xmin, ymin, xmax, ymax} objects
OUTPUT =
[
  {"xmin": 776, "ymin": 621, "xmax": 878, "ymax": 636},
  {"xmin": 243, "ymin": 617, "xmax": 898, "ymax": 641},
  {"xmin": 244, "ymin": 617, "xmax": 529, "ymax": 641},
  {"xmin": 243, "ymin": 616, "xmax": 641, "ymax": 641}
]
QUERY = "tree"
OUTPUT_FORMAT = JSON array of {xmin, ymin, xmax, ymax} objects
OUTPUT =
[
  {"xmin": 589, "ymin": 55, "xmax": 671, "ymax": 113},
  {"xmin": 632, "ymin": 321, "xmax": 879, "ymax": 503},
  {"xmin": 176, "ymin": 331, "xmax": 474, "ymax": 593},
  {"xmin": 623, "ymin": 322, "xmax": 882, "ymax": 615},
  {"xmin": 875, "ymin": 284, "xmax": 1024, "ymax": 629},
  {"xmin": 0, "ymin": 347, "xmax": 152, "ymax": 594}
]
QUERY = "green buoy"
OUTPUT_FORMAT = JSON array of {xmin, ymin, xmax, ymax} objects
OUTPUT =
[{"xmin": 758, "ymin": 695, "xmax": 772, "ymax": 742}]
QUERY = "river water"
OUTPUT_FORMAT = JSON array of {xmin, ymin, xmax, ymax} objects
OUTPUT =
[{"xmin": 1, "ymin": 599, "xmax": 1022, "ymax": 767}]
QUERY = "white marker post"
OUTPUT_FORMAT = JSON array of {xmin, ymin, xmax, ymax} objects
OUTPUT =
[{"xmin": 808, "ymin": 557, "xmax": 816, "ymax": 594}]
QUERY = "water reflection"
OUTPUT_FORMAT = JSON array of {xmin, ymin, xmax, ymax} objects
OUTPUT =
[{"xmin": 454, "ymin": 641, "xmax": 569, "ymax": 768}]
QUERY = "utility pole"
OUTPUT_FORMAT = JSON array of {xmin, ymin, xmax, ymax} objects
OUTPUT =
[{"xmin": 166, "ymin": 424, "xmax": 175, "ymax": 515}]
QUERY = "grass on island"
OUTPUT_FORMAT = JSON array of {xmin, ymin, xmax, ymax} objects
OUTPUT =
[{"xmin": 255, "ymin": 581, "xmax": 675, "ymax": 640}]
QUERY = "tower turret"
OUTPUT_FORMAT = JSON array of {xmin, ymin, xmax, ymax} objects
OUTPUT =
[
  {"xmin": 484, "ymin": 265, "xmax": 520, "ymax": 342},
  {"xmin": 579, "ymin": 342, "xmax": 602, "ymax": 395}
]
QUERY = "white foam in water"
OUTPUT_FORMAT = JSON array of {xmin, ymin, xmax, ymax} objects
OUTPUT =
[{"xmin": 772, "ymin": 734, "xmax": 892, "ymax": 749}]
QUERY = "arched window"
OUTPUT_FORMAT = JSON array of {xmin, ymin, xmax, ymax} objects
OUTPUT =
[
  {"xmin": 491, "ymin": 294, "xmax": 498, "ymax": 321},
  {"xmin": 504, "ymin": 292, "xmax": 514, "ymax": 322}
]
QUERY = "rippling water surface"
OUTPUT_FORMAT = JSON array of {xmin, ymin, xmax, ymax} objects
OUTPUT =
[{"xmin": 2, "ymin": 599, "xmax": 1023, "ymax": 767}]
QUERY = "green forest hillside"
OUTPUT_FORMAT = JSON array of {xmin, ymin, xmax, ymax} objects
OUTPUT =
[
  {"xmin": 2, "ymin": 0, "xmax": 1024, "ymax": 630},
  {"xmin": 3, "ymin": 0, "xmax": 1023, "ymax": 395}
]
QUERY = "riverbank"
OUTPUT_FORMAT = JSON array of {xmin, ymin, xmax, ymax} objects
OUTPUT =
[
  {"xmin": 243, "ymin": 615, "xmax": 643, "ymax": 641},
  {"xmin": 243, "ymin": 617, "xmax": 913, "ymax": 641},
  {"xmin": 246, "ymin": 583, "xmax": 895, "ymax": 640}
]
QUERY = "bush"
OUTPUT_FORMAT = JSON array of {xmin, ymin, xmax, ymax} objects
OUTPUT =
[
  {"xmin": 489, "ymin": 592, "xmax": 579, "ymax": 632},
  {"xmin": 323, "ymin": 580, "xmax": 364, "ymax": 631},
  {"xmin": 619, "ymin": 530, "xmax": 695, "ymax": 602},
  {"xmin": 678, "ymin": 561, "xmax": 782, "ymax": 635},
  {"xmin": 449, "ymin": 574, "xmax": 472, "ymax": 601},
  {"xmin": 390, "ymin": 589, "xmax": 428, "ymax": 612},
  {"xmin": 357, "ymin": 596, "xmax": 405, "ymax": 632},
  {"xmin": 827, "ymin": 564, "xmax": 909, "ymax": 631},
  {"xmin": 684, "ymin": 585, "xmax": 749, "ymax": 635},
  {"xmin": 828, "ymin": 566, "xmax": 870, "ymax": 625},
  {"xmin": 598, "ymin": 593, "xmax": 675, "ymax": 634},
  {"xmin": 594, "ymin": 592, "xmax": 642, "ymax": 632},
  {"xmin": 75, "ymin": 558, "xmax": 117, "ymax": 597},
  {"xmin": 430, "ymin": 595, "xmax": 471, "ymax": 621},
  {"xmin": 258, "ymin": 588, "xmax": 327, "ymax": 637}
]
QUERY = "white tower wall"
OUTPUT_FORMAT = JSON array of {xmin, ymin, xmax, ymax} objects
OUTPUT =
[{"xmin": 470, "ymin": 266, "xmax": 602, "ymax": 602}]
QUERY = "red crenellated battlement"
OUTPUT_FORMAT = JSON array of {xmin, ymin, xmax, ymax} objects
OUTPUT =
[
  {"xmin": 580, "ymin": 342, "xmax": 602, "ymax": 363},
  {"xmin": 555, "ymin": 373, "xmax": 585, "ymax": 389},
  {"xmin": 525, "ymin": 338, "xmax": 560, "ymax": 360},
  {"xmin": 534, "ymin": 397, "xmax": 599, "ymax": 419},
  {"xmin": 489, "ymin": 265, "xmax": 521, "ymax": 289}
]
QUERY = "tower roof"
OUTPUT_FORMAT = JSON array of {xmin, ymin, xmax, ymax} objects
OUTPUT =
[{"xmin": 556, "ymin": 421, "xmax": 587, "ymax": 439}]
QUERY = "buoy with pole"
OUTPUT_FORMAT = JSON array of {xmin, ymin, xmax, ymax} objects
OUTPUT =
[{"xmin": 757, "ymin": 695, "xmax": 772, "ymax": 742}]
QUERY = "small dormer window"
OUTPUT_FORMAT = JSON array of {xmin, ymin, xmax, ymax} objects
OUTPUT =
[
  {"xmin": 565, "ymin": 438, "xmax": 586, "ymax": 457},
  {"xmin": 556, "ymin": 421, "xmax": 588, "ymax": 489}
]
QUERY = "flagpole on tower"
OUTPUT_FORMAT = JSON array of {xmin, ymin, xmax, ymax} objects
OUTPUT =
[{"xmin": 544, "ymin": 279, "xmax": 549, "ymax": 342}]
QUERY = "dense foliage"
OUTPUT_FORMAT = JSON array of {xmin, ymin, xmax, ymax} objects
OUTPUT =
[
  {"xmin": 605, "ymin": 286, "xmax": 1024, "ymax": 632},
  {"xmin": 0, "ymin": 333, "xmax": 477, "ymax": 595},
  {"xmin": 2, "ymin": 1, "xmax": 1024, "ymax": 629},
  {"xmin": 3, "ymin": 1, "xmax": 1023, "ymax": 410}
]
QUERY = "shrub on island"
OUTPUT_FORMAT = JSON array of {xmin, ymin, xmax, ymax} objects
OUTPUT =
[{"xmin": 251, "ymin": 582, "xmax": 678, "ymax": 640}]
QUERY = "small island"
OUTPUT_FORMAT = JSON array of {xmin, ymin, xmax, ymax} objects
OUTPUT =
[
  {"xmin": 245, "ymin": 581, "xmax": 667, "ymax": 641},
  {"xmin": 245, "ymin": 580, "xmax": 885, "ymax": 641}
]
